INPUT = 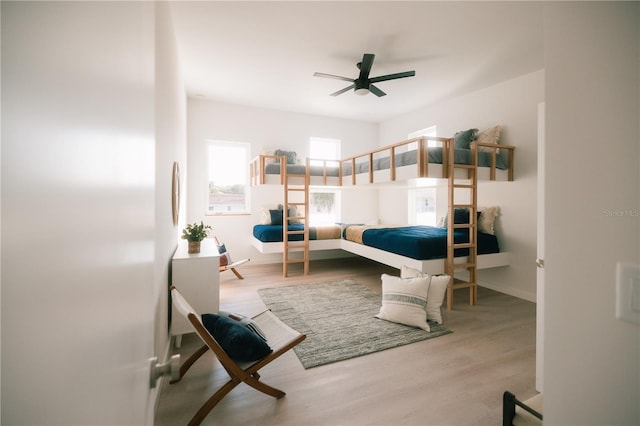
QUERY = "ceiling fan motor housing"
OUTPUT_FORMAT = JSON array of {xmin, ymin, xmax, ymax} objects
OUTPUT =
[{"xmin": 354, "ymin": 79, "xmax": 370, "ymax": 94}]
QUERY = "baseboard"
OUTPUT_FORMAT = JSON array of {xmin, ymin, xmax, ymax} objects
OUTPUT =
[
  {"xmin": 479, "ymin": 279, "xmax": 536, "ymax": 303},
  {"xmin": 454, "ymin": 270, "xmax": 536, "ymax": 303}
]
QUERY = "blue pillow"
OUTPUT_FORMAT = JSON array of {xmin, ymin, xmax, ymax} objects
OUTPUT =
[
  {"xmin": 201, "ymin": 314, "xmax": 272, "ymax": 362},
  {"xmin": 442, "ymin": 208, "xmax": 472, "ymax": 227},
  {"xmin": 269, "ymin": 209, "xmax": 283, "ymax": 226},
  {"xmin": 454, "ymin": 128, "xmax": 479, "ymax": 149},
  {"xmin": 453, "ymin": 208, "xmax": 470, "ymax": 224}
]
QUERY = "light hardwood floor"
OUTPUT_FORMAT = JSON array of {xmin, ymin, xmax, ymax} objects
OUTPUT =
[{"xmin": 155, "ymin": 257, "xmax": 537, "ymax": 426}]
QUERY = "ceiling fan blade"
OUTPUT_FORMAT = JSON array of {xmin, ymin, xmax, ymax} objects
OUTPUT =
[
  {"xmin": 330, "ymin": 84, "xmax": 355, "ymax": 97},
  {"xmin": 369, "ymin": 70, "xmax": 416, "ymax": 83},
  {"xmin": 369, "ymin": 84, "xmax": 386, "ymax": 97},
  {"xmin": 313, "ymin": 72, "xmax": 354, "ymax": 82},
  {"xmin": 358, "ymin": 53, "xmax": 375, "ymax": 80}
]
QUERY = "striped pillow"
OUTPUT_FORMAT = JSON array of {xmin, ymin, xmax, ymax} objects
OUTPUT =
[{"xmin": 375, "ymin": 274, "xmax": 431, "ymax": 331}]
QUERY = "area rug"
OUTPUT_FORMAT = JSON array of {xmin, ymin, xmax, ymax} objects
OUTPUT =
[{"xmin": 257, "ymin": 279, "xmax": 452, "ymax": 369}]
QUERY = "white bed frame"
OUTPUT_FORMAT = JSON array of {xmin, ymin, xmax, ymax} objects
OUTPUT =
[
  {"xmin": 251, "ymin": 236, "xmax": 342, "ymax": 254},
  {"xmin": 251, "ymin": 236, "xmax": 509, "ymax": 274}
]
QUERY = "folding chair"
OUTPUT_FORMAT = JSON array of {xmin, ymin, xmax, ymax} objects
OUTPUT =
[
  {"xmin": 169, "ymin": 285, "xmax": 306, "ymax": 426},
  {"xmin": 503, "ymin": 391, "xmax": 543, "ymax": 426},
  {"xmin": 215, "ymin": 237, "xmax": 250, "ymax": 279}
]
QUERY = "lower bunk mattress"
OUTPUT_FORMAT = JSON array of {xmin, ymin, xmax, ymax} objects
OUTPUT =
[
  {"xmin": 253, "ymin": 224, "xmax": 342, "ymax": 242},
  {"xmin": 343, "ymin": 225, "xmax": 499, "ymax": 260}
]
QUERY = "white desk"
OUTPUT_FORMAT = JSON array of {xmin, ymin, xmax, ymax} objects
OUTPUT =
[{"xmin": 171, "ymin": 238, "xmax": 220, "ymax": 347}]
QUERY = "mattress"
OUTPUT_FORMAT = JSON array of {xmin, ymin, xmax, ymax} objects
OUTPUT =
[
  {"xmin": 343, "ymin": 225, "xmax": 500, "ymax": 260},
  {"xmin": 263, "ymin": 148, "xmax": 508, "ymax": 176},
  {"xmin": 253, "ymin": 224, "xmax": 341, "ymax": 242}
]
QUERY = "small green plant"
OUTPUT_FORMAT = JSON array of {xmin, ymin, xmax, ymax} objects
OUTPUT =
[{"xmin": 181, "ymin": 221, "xmax": 212, "ymax": 242}]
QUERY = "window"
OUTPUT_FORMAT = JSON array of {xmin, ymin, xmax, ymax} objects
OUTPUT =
[
  {"xmin": 308, "ymin": 138, "xmax": 341, "ymax": 225},
  {"xmin": 408, "ymin": 126, "xmax": 439, "ymax": 226},
  {"xmin": 407, "ymin": 125, "xmax": 438, "ymax": 150},
  {"xmin": 409, "ymin": 186, "xmax": 437, "ymax": 226},
  {"xmin": 309, "ymin": 189, "xmax": 340, "ymax": 226},
  {"xmin": 207, "ymin": 141, "xmax": 250, "ymax": 214},
  {"xmin": 309, "ymin": 137, "xmax": 340, "ymax": 166}
]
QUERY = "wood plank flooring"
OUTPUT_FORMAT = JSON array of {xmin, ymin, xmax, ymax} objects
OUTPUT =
[{"xmin": 155, "ymin": 257, "xmax": 537, "ymax": 426}]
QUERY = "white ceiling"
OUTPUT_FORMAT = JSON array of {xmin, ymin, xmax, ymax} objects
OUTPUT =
[{"xmin": 170, "ymin": 1, "xmax": 544, "ymax": 123}]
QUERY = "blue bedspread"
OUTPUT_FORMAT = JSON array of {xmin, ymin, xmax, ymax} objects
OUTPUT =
[
  {"xmin": 254, "ymin": 224, "xmax": 305, "ymax": 242},
  {"xmin": 356, "ymin": 225, "xmax": 499, "ymax": 260},
  {"xmin": 253, "ymin": 224, "xmax": 340, "ymax": 242}
]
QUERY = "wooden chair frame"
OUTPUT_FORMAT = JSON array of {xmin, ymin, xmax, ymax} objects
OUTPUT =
[
  {"xmin": 215, "ymin": 236, "xmax": 250, "ymax": 279},
  {"xmin": 169, "ymin": 285, "xmax": 306, "ymax": 426}
]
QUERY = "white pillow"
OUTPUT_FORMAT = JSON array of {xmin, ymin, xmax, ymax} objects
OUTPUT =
[
  {"xmin": 425, "ymin": 275, "xmax": 450, "ymax": 324},
  {"xmin": 478, "ymin": 206, "xmax": 500, "ymax": 235},
  {"xmin": 476, "ymin": 125, "xmax": 501, "ymax": 153},
  {"xmin": 375, "ymin": 274, "xmax": 431, "ymax": 331},
  {"xmin": 400, "ymin": 265, "xmax": 451, "ymax": 324}
]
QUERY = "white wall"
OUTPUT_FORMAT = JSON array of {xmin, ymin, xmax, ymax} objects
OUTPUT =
[
  {"xmin": 153, "ymin": 0, "xmax": 187, "ymax": 409},
  {"xmin": 543, "ymin": 3, "xmax": 639, "ymax": 424},
  {"xmin": 379, "ymin": 70, "xmax": 544, "ymax": 301},
  {"xmin": 1, "ymin": 2, "xmax": 186, "ymax": 424},
  {"xmin": 186, "ymin": 99, "xmax": 378, "ymax": 263}
]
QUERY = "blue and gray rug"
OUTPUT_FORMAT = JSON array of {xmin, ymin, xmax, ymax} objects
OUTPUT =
[{"xmin": 258, "ymin": 279, "xmax": 452, "ymax": 368}]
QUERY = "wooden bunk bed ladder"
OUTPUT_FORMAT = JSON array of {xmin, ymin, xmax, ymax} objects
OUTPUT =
[
  {"xmin": 282, "ymin": 159, "xmax": 310, "ymax": 277},
  {"xmin": 445, "ymin": 140, "xmax": 478, "ymax": 310}
]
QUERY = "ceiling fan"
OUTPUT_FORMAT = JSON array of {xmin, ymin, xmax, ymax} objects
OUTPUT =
[{"xmin": 314, "ymin": 53, "xmax": 415, "ymax": 97}]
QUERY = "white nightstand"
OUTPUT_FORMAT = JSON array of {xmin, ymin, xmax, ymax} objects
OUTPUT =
[{"xmin": 171, "ymin": 238, "xmax": 220, "ymax": 348}]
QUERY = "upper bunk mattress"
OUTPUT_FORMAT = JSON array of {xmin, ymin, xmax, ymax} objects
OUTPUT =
[
  {"xmin": 342, "ymin": 147, "xmax": 509, "ymax": 175},
  {"xmin": 253, "ymin": 224, "xmax": 342, "ymax": 242},
  {"xmin": 262, "ymin": 148, "xmax": 508, "ymax": 176},
  {"xmin": 343, "ymin": 225, "xmax": 500, "ymax": 260}
]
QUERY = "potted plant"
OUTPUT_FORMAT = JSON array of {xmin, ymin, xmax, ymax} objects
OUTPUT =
[{"xmin": 181, "ymin": 221, "xmax": 212, "ymax": 253}]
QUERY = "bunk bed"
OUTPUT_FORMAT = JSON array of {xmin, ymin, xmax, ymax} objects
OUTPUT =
[
  {"xmin": 339, "ymin": 221, "xmax": 509, "ymax": 272},
  {"xmin": 251, "ymin": 223, "xmax": 342, "ymax": 254},
  {"xmin": 249, "ymin": 129, "xmax": 515, "ymax": 309},
  {"xmin": 250, "ymin": 136, "xmax": 514, "ymax": 187}
]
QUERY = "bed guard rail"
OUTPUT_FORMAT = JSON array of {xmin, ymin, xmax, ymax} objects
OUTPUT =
[{"xmin": 339, "ymin": 136, "xmax": 452, "ymax": 185}]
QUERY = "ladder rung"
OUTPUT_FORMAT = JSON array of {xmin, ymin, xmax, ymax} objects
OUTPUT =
[
  {"xmin": 453, "ymin": 243, "xmax": 475, "ymax": 249},
  {"xmin": 285, "ymin": 259, "xmax": 306, "ymax": 264},
  {"xmin": 453, "ymin": 224, "xmax": 475, "ymax": 229},
  {"xmin": 286, "ymin": 230, "xmax": 305, "ymax": 235},
  {"xmin": 453, "ymin": 262, "xmax": 476, "ymax": 269},
  {"xmin": 453, "ymin": 184, "xmax": 475, "ymax": 188},
  {"xmin": 452, "ymin": 281, "xmax": 477, "ymax": 290},
  {"xmin": 452, "ymin": 204, "xmax": 474, "ymax": 209}
]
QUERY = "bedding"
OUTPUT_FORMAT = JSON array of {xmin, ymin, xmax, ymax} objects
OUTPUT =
[
  {"xmin": 253, "ymin": 224, "xmax": 341, "ymax": 242},
  {"xmin": 262, "ymin": 147, "xmax": 508, "ymax": 177},
  {"xmin": 341, "ymin": 147, "xmax": 508, "ymax": 175},
  {"xmin": 264, "ymin": 162, "xmax": 341, "ymax": 176},
  {"xmin": 343, "ymin": 224, "xmax": 500, "ymax": 260}
]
